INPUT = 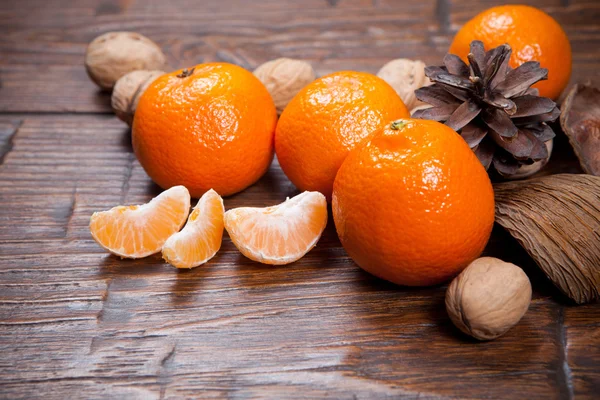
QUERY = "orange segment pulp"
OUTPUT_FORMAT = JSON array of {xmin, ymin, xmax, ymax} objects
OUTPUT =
[
  {"xmin": 89, "ymin": 186, "xmax": 191, "ymax": 258},
  {"xmin": 162, "ymin": 189, "xmax": 225, "ymax": 269},
  {"xmin": 224, "ymin": 191, "xmax": 328, "ymax": 265}
]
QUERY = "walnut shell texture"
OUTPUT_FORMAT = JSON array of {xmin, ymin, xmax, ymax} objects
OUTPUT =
[
  {"xmin": 253, "ymin": 58, "xmax": 316, "ymax": 113},
  {"xmin": 494, "ymin": 174, "xmax": 600, "ymax": 304},
  {"xmin": 377, "ymin": 59, "xmax": 431, "ymax": 112},
  {"xmin": 446, "ymin": 257, "xmax": 532, "ymax": 341},
  {"xmin": 85, "ymin": 31, "xmax": 167, "ymax": 91},
  {"xmin": 111, "ymin": 70, "xmax": 165, "ymax": 126}
]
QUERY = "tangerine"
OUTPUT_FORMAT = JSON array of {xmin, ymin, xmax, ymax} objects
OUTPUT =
[
  {"xmin": 275, "ymin": 71, "xmax": 409, "ymax": 199},
  {"xmin": 450, "ymin": 5, "xmax": 571, "ymax": 99},
  {"xmin": 133, "ymin": 63, "xmax": 277, "ymax": 197},
  {"xmin": 332, "ymin": 119, "xmax": 495, "ymax": 286}
]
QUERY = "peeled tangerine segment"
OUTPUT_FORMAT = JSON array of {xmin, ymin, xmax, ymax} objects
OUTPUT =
[
  {"xmin": 162, "ymin": 189, "xmax": 225, "ymax": 269},
  {"xmin": 89, "ymin": 186, "xmax": 191, "ymax": 259},
  {"xmin": 224, "ymin": 191, "xmax": 328, "ymax": 265}
]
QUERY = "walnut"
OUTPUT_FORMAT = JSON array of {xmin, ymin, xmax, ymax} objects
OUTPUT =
[
  {"xmin": 445, "ymin": 257, "xmax": 532, "ymax": 340},
  {"xmin": 85, "ymin": 32, "xmax": 167, "ymax": 91},
  {"xmin": 254, "ymin": 58, "xmax": 316, "ymax": 113},
  {"xmin": 377, "ymin": 59, "xmax": 431, "ymax": 112},
  {"xmin": 111, "ymin": 70, "xmax": 165, "ymax": 126}
]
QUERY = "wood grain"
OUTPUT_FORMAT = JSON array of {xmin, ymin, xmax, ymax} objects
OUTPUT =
[
  {"xmin": 0, "ymin": 114, "xmax": 592, "ymax": 399},
  {"xmin": 0, "ymin": 0, "xmax": 599, "ymax": 398},
  {"xmin": 2, "ymin": 0, "xmax": 598, "ymax": 113},
  {"xmin": 564, "ymin": 305, "xmax": 600, "ymax": 397}
]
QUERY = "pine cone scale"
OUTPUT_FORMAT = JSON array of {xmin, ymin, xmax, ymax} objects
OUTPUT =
[
  {"xmin": 443, "ymin": 54, "xmax": 469, "ymax": 76},
  {"xmin": 526, "ymin": 124, "xmax": 555, "ymax": 142},
  {"xmin": 523, "ymin": 130, "xmax": 550, "ymax": 160},
  {"xmin": 482, "ymin": 109, "xmax": 518, "ymax": 137},
  {"xmin": 493, "ymin": 155, "xmax": 520, "ymax": 176},
  {"xmin": 413, "ymin": 40, "xmax": 559, "ymax": 176},
  {"xmin": 482, "ymin": 92, "xmax": 516, "ymax": 115},
  {"xmin": 461, "ymin": 124, "xmax": 487, "ymax": 147},
  {"xmin": 496, "ymin": 62, "xmax": 548, "ymax": 98},
  {"xmin": 469, "ymin": 41, "xmax": 487, "ymax": 72},
  {"xmin": 474, "ymin": 138, "xmax": 495, "ymax": 169},
  {"xmin": 446, "ymin": 100, "xmax": 481, "ymax": 131},
  {"xmin": 511, "ymin": 95, "xmax": 556, "ymax": 118},
  {"xmin": 412, "ymin": 103, "xmax": 461, "ymax": 121},
  {"xmin": 414, "ymin": 86, "xmax": 460, "ymax": 106},
  {"xmin": 490, "ymin": 129, "xmax": 534, "ymax": 159}
]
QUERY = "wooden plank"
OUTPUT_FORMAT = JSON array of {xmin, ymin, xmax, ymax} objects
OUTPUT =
[
  {"xmin": 0, "ymin": 66, "xmax": 112, "ymax": 113},
  {"xmin": 0, "ymin": 0, "xmax": 598, "ymax": 397},
  {"xmin": 1, "ymin": 0, "xmax": 598, "ymax": 113},
  {"xmin": 0, "ymin": 278, "xmax": 568, "ymax": 398},
  {"xmin": 0, "ymin": 119, "xmax": 20, "ymax": 165},
  {"xmin": 0, "ymin": 269, "xmax": 567, "ymax": 399},
  {"xmin": 0, "ymin": 0, "xmax": 438, "ymax": 113},
  {"xmin": 0, "ymin": 114, "xmax": 579, "ymax": 398},
  {"xmin": 564, "ymin": 305, "xmax": 600, "ymax": 398},
  {"xmin": 0, "ymin": 116, "xmax": 130, "ymax": 240}
]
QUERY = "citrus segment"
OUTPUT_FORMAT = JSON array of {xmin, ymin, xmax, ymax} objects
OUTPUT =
[
  {"xmin": 224, "ymin": 191, "xmax": 328, "ymax": 265},
  {"xmin": 162, "ymin": 189, "xmax": 225, "ymax": 269},
  {"xmin": 90, "ymin": 186, "xmax": 191, "ymax": 258}
]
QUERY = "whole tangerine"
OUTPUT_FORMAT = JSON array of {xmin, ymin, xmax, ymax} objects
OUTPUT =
[
  {"xmin": 450, "ymin": 5, "xmax": 571, "ymax": 100},
  {"xmin": 332, "ymin": 119, "xmax": 495, "ymax": 287},
  {"xmin": 275, "ymin": 71, "xmax": 409, "ymax": 199},
  {"xmin": 132, "ymin": 63, "xmax": 277, "ymax": 197}
]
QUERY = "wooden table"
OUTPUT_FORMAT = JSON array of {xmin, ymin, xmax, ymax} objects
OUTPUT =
[{"xmin": 1, "ymin": 1, "xmax": 598, "ymax": 398}]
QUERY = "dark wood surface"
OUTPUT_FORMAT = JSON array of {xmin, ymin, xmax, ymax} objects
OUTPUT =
[{"xmin": 0, "ymin": 1, "xmax": 598, "ymax": 398}]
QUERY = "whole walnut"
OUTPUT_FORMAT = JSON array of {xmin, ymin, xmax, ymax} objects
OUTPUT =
[
  {"xmin": 445, "ymin": 257, "xmax": 532, "ymax": 340},
  {"xmin": 254, "ymin": 58, "xmax": 316, "ymax": 113},
  {"xmin": 377, "ymin": 59, "xmax": 431, "ymax": 112},
  {"xmin": 111, "ymin": 70, "xmax": 165, "ymax": 126},
  {"xmin": 85, "ymin": 32, "xmax": 167, "ymax": 91}
]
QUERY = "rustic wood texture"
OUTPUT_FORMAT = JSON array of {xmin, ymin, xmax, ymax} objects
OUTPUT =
[
  {"xmin": 1, "ymin": 0, "xmax": 599, "ymax": 112},
  {"xmin": 0, "ymin": 0, "xmax": 598, "ymax": 398}
]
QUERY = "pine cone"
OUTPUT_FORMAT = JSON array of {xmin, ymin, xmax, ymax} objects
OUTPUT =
[{"xmin": 413, "ymin": 40, "xmax": 559, "ymax": 177}]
